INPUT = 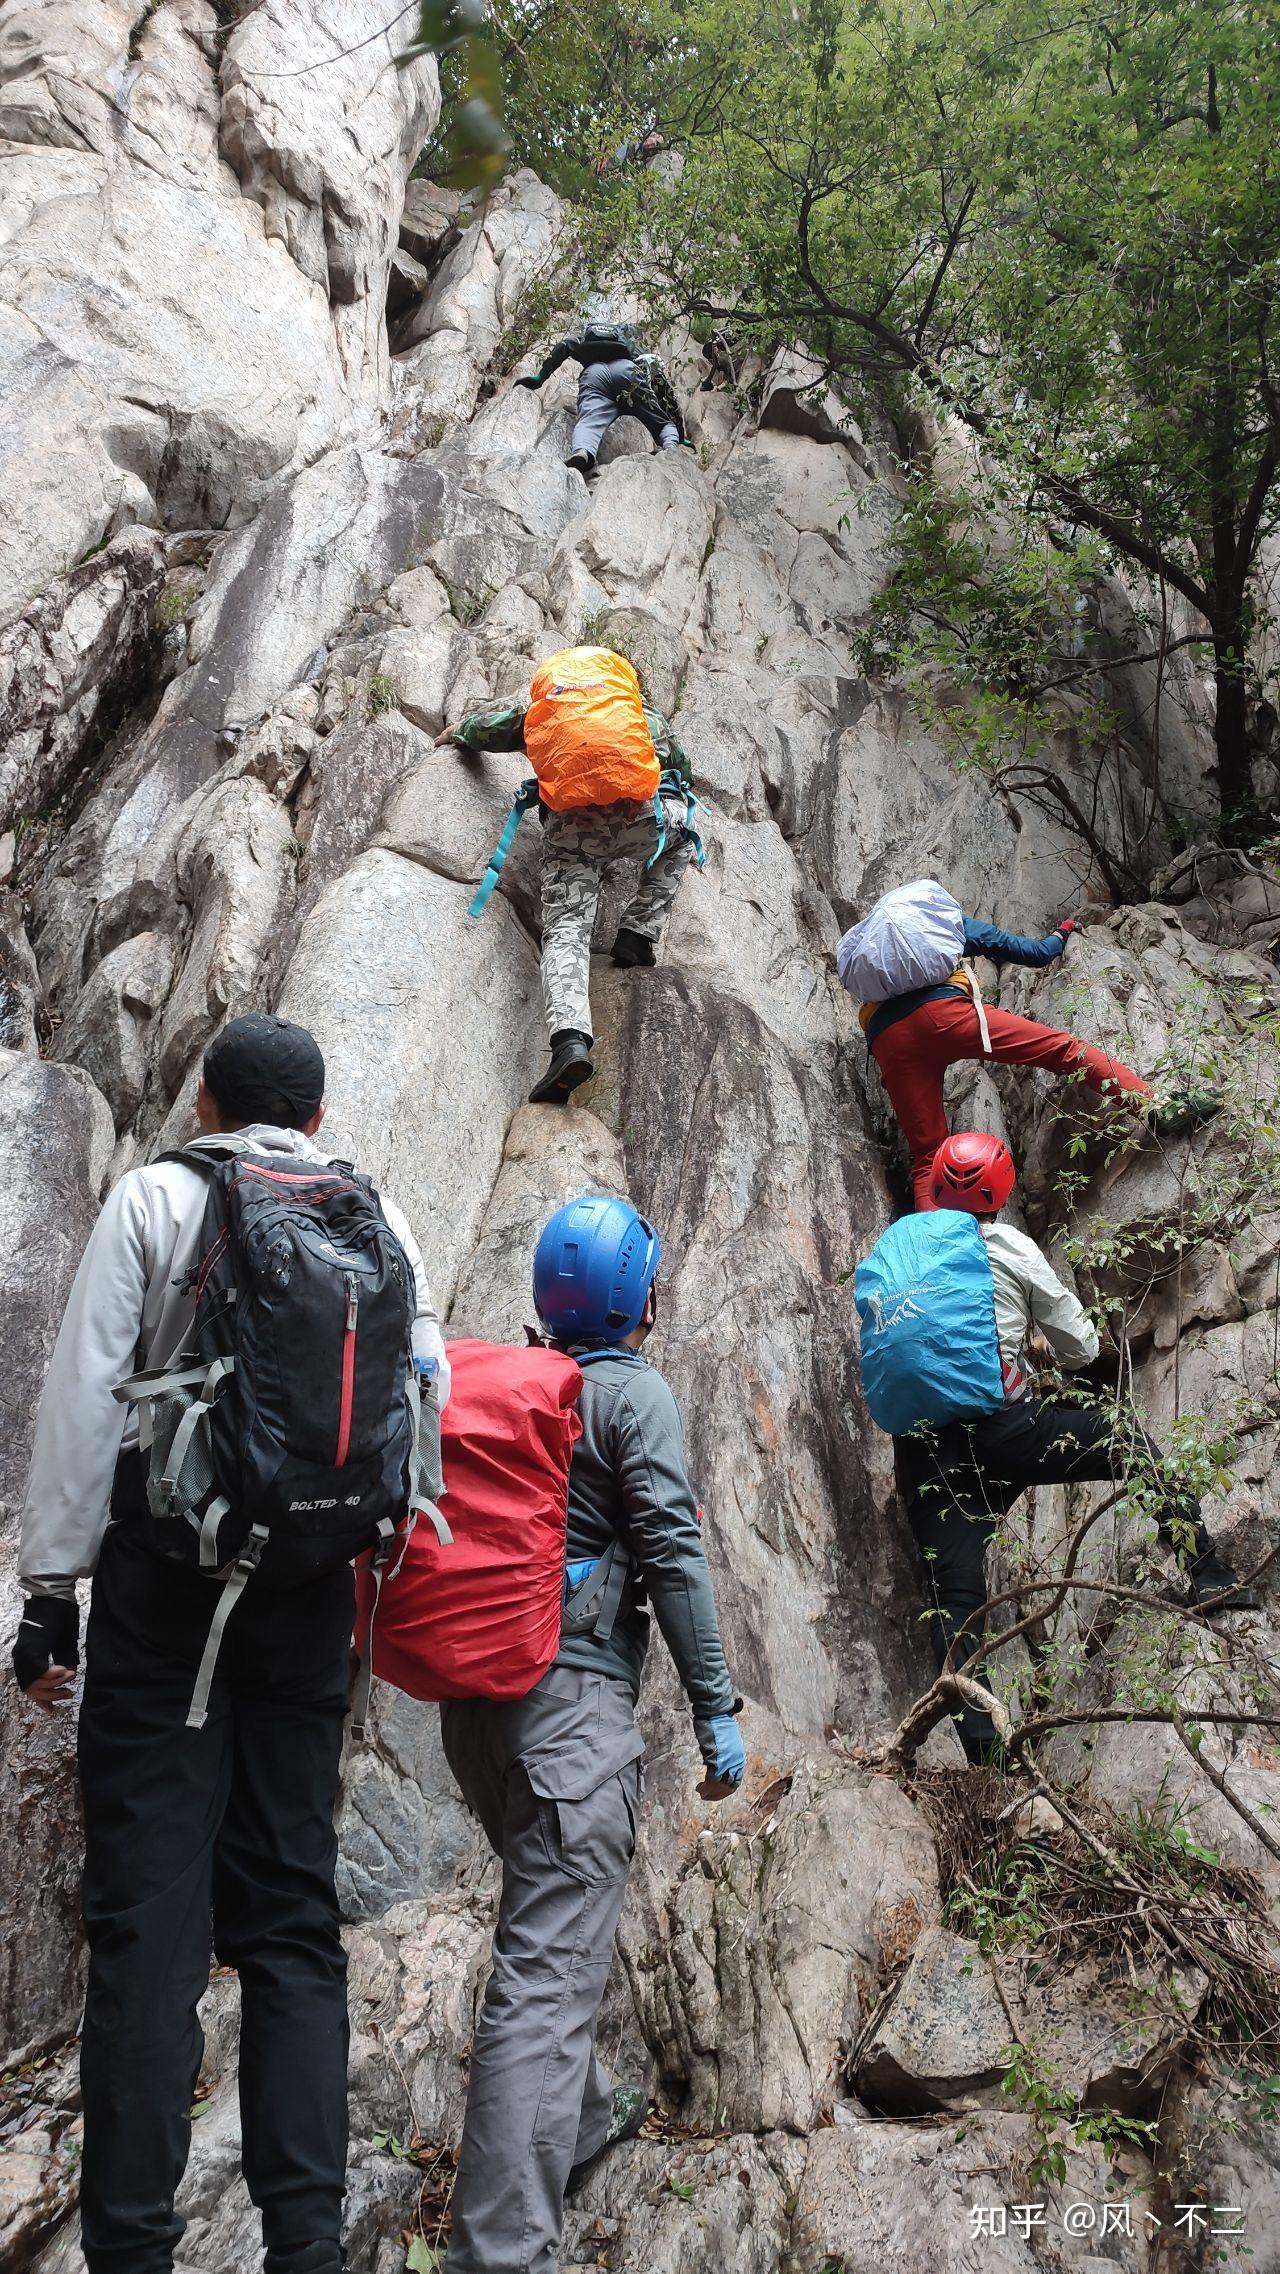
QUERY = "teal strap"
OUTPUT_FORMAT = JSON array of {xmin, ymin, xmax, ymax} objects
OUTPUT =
[
  {"xmin": 646, "ymin": 788, "xmax": 668, "ymax": 869},
  {"xmin": 470, "ymin": 779, "xmax": 539, "ymax": 917},
  {"xmin": 647, "ymin": 773, "xmax": 704, "ymax": 871}
]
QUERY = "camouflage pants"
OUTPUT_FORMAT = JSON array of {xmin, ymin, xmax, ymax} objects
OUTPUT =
[{"xmin": 540, "ymin": 792, "xmax": 696, "ymax": 1039}]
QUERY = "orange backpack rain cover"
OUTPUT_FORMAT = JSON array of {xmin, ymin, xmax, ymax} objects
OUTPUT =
[{"xmin": 523, "ymin": 646, "xmax": 660, "ymax": 811}]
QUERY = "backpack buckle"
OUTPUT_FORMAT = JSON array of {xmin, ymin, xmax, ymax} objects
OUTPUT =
[{"xmin": 238, "ymin": 1522, "xmax": 269, "ymax": 1572}]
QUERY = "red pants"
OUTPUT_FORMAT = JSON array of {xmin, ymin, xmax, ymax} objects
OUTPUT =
[{"xmin": 870, "ymin": 994, "xmax": 1151, "ymax": 1209}]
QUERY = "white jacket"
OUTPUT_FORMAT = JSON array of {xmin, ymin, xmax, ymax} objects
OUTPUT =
[
  {"xmin": 19, "ymin": 1126, "xmax": 450, "ymax": 1598},
  {"xmin": 980, "ymin": 1220, "xmax": 1099, "ymax": 1383}
]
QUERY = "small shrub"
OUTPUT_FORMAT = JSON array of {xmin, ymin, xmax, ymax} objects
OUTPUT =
[
  {"xmin": 155, "ymin": 583, "xmax": 197, "ymax": 632},
  {"xmin": 441, "ymin": 578, "xmax": 494, "ymax": 627},
  {"xmin": 367, "ymin": 672, "xmax": 399, "ymax": 717}
]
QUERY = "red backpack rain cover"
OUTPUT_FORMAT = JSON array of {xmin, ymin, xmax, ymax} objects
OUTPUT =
[{"xmin": 361, "ymin": 1338, "xmax": 584, "ymax": 1702}]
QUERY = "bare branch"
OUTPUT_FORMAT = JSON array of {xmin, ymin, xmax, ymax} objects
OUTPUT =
[{"xmin": 1168, "ymin": 1708, "xmax": 1280, "ymax": 1865}]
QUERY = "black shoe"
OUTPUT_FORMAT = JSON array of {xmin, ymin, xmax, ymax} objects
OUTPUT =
[
  {"xmin": 1147, "ymin": 1087, "xmax": 1223, "ymax": 1138},
  {"xmin": 565, "ymin": 2085, "xmax": 651, "ymax": 2201},
  {"xmin": 565, "ymin": 450, "xmax": 596, "ymax": 477},
  {"xmin": 611, "ymin": 927, "xmax": 657, "ymax": 968},
  {"xmin": 528, "ymin": 1030, "xmax": 594, "ymax": 1105},
  {"xmin": 1189, "ymin": 1553, "xmax": 1261, "ymax": 1612},
  {"xmin": 951, "ymin": 1708, "xmax": 1004, "ymax": 1770}
]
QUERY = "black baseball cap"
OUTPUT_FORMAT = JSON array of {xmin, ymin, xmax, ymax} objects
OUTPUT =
[{"xmin": 203, "ymin": 1013, "xmax": 325, "ymax": 1129}]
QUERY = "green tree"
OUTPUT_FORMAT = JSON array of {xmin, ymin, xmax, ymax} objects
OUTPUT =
[{"xmin": 548, "ymin": 0, "xmax": 1280, "ymax": 836}]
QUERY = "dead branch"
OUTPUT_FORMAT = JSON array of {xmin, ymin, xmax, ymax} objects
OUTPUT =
[{"xmin": 1167, "ymin": 1707, "xmax": 1280, "ymax": 1866}]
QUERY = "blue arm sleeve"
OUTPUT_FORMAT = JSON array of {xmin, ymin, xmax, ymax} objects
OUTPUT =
[{"xmin": 963, "ymin": 916, "xmax": 1066, "ymax": 968}]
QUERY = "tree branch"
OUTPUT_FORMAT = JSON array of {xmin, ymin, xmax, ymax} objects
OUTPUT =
[{"xmin": 1168, "ymin": 1707, "xmax": 1280, "ymax": 1865}]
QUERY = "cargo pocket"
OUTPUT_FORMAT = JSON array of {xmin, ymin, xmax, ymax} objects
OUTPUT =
[{"xmin": 526, "ymin": 1740, "xmax": 643, "ymax": 1889}]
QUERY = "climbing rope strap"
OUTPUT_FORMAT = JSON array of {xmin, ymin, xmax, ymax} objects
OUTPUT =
[{"xmin": 469, "ymin": 778, "xmax": 540, "ymax": 916}]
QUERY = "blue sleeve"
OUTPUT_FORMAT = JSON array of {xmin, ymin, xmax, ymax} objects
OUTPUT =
[{"xmin": 963, "ymin": 916, "xmax": 1065, "ymax": 968}]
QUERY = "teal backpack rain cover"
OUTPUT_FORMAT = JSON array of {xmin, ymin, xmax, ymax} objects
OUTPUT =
[{"xmin": 855, "ymin": 1212, "xmax": 1005, "ymax": 1434}]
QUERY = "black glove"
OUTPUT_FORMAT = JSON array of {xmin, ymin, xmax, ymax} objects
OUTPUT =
[
  {"xmin": 515, "ymin": 372, "xmax": 542, "ymax": 391},
  {"xmin": 12, "ymin": 1595, "xmax": 79, "ymax": 1691}
]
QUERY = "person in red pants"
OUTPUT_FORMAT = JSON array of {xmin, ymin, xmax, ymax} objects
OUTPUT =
[{"xmin": 861, "ymin": 915, "xmax": 1213, "ymax": 1209}]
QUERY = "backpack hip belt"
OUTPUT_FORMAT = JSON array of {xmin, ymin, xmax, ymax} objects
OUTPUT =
[{"xmin": 470, "ymin": 771, "xmax": 705, "ymax": 918}]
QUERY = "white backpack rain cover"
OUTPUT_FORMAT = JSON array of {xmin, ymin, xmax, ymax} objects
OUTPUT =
[{"xmin": 837, "ymin": 879, "xmax": 967, "ymax": 1002}]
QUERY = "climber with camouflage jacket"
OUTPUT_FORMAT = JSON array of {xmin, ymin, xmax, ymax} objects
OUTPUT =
[
  {"xmin": 515, "ymin": 317, "xmax": 688, "ymax": 475},
  {"xmin": 437, "ymin": 645, "xmax": 703, "ymax": 1105}
]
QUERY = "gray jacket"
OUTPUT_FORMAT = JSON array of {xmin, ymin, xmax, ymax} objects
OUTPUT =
[
  {"xmin": 555, "ymin": 1347, "xmax": 737, "ymax": 1718},
  {"xmin": 19, "ymin": 1124, "xmax": 449, "ymax": 1599},
  {"xmin": 980, "ymin": 1221, "xmax": 1099, "ymax": 1387}
]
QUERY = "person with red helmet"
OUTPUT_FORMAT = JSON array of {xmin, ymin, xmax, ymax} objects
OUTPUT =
[{"xmin": 903, "ymin": 1132, "xmax": 1255, "ymax": 1764}]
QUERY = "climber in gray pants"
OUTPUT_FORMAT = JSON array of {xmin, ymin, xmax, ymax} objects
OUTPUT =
[
  {"xmin": 440, "ymin": 1197, "xmax": 744, "ymax": 2274},
  {"xmin": 516, "ymin": 320, "xmax": 686, "ymax": 475}
]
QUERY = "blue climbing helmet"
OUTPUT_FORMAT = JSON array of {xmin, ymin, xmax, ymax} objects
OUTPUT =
[{"xmin": 533, "ymin": 1196, "xmax": 660, "ymax": 1344}]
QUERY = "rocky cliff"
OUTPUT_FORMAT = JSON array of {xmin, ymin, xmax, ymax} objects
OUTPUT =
[{"xmin": 2, "ymin": 9, "xmax": 1280, "ymax": 2271}]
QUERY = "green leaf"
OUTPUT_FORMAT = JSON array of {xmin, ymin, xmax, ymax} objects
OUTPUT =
[
  {"xmin": 667, "ymin": 2175, "xmax": 696, "ymax": 2200},
  {"xmin": 405, "ymin": 2240, "xmax": 444, "ymax": 2273}
]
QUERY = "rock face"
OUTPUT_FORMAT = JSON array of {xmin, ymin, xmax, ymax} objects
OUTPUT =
[
  {"xmin": 0, "ymin": 0, "xmax": 439, "ymax": 626},
  {"xmin": 0, "ymin": 1054, "xmax": 113, "ymax": 2053},
  {"xmin": 3, "ymin": 17, "xmax": 1280, "ymax": 2271}
]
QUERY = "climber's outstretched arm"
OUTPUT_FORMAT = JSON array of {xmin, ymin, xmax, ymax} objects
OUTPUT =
[
  {"xmin": 962, "ymin": 915, "xmax": 1070, "ymax": 969},
  {"xmin": 518, "ymin": 336, "xmax": 581, "ymax": 390},
  {"xmin": 436, "ymin": 703, "xmax": 529, "ymax": 753}
]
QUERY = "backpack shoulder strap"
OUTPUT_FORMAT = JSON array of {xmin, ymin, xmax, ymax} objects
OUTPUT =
[
  {"xmin": 152, "ymin": 1139, "xmax": 250, "ymax": 1178},
  {"xmin": 559, "ymin": 1345, "xmax": 643, "ymax": 1643},
  {"xmin": 469, "ymin": 777, "xmax": 540, "ymax": 918},
  {"xmin": 561, "ymin": 1537, "xmax": 629, "ymax": 1642}
]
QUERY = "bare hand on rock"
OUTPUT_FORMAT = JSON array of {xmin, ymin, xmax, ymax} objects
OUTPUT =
[{"xmin": 25, "ymin": 1666, "xmax": 76, "ymax": 1711}]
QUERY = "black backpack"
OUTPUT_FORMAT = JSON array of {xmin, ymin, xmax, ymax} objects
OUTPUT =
[
  {"xmin": 582, "ymin": 318, "xmax": 639, "ymax": 359},
  {"xmin": 116, "ymin": 1144, "xmax": 447, "ymax": 1727}
]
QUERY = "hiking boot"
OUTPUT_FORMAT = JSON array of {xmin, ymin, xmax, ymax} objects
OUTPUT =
[
  {"xmin": 528, "ymin": 1030, "xmax": 594, "ymax": 1105},
  {"xmin": 612, "ymin": 927, "xmax": 657, "ymax": 968},
  {"xmin": 1146, "ymin": 1087, "xmax": 1223, "ymax": 1139},
  {"xmin": 1189, "ymin": 1553, "xmax": 1261, "ymax": 1612},
  {"xmin": 564, "ymin": 2084, "xmax": 651, "ymax": 2201},
  {"xmin": 951, "ymin": 1709, "xmax": 1006, "ymax": 1771},
  {"xmin": 565, "ymin": 450, "xmax": 597, "ymax": 477}
]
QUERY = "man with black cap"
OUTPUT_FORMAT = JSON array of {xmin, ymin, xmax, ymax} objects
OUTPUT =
[{"xmin": 11, "ymin": 1013, "xmax": 449, "ymax": 2274}]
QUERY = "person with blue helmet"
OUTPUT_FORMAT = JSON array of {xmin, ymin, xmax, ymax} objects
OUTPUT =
[{"xmin": 438, "ymin": 1194, "xmax": 743, "ymax": 2274}]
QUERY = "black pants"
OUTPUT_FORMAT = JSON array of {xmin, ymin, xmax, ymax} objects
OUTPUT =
[
  {"xmin": 77, "ymin": 1464, "xmax": 354, "ymax": 2274},
  {"xmin": 903, "ymin": 1397, "xmax": 1213, "ymax": 1760}
]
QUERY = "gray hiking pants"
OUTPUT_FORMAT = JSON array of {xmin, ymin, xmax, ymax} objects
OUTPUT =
[
  {"xmin": 541, "ymin": 791, "xmax": 696, "ymax": 1038},
  {"xmin": 440, "ymin": 1669, "xmax": 644, "ymax": 2274},
  {"xmin": 570, "ymin": 358, "xmax": 680, "ymax": 460}
]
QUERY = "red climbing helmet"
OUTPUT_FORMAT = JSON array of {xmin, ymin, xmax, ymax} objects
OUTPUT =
[{"xmin": 931, "ymin": 1131, "xmax": 1016, "ymax": 1216}]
